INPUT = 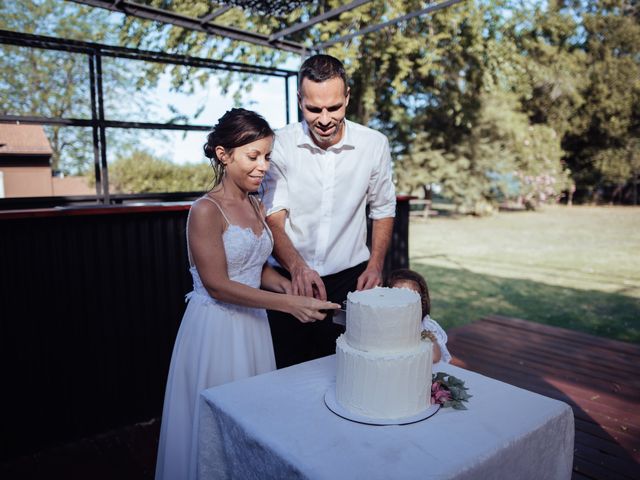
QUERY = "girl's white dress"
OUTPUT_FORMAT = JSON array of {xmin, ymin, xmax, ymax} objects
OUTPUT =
[
  {"xmin": 422, "ymin": 315, "xmax": 452, "ymax": 364},
  {"xmin": 155, "ymin": 197, "xmax": 276, "ymax": 480}
]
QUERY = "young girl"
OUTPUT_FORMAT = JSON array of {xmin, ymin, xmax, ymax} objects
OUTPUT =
[
  {"xmin": 155, "ymin": 109, "xmax": 339, "ymax": 480},
  {"xmin": 387, "ymin": 268, "xmax": 452, "ymax": 364}
]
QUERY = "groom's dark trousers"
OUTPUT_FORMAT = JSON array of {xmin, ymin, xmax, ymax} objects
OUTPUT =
[{"xmin": 267, "ymin": 261, "xmax": 367, "ymax": 369}]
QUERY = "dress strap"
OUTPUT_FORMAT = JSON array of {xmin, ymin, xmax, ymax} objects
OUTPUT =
[
  {"xmin": 201, "ymin": 195, "xmax": 231, "ymax": 226},
  {"xmin": 186, "ymin": 195, "xmax": 230, "ymax": 267}
]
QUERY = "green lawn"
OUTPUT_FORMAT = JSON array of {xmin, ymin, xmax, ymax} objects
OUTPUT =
[{"xmin": 409, "ymin": 205, "xmax": 640, "ymax": 343}]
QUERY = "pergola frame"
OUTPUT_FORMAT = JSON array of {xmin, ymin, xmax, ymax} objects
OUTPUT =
[
  {"xmin": 0, "ymin": 29, "xmax": 297, "ymax": 208},
  {"xmin": 0, "ymin": 0, "xmax": 466, "ymax": 209},
  {"xmin": 69, "ymin": 0, "xmax": 309, "ymax": 54},
  {"xmin": 69, "ymin": 0, "xmax": 465, "ymax": 54}
]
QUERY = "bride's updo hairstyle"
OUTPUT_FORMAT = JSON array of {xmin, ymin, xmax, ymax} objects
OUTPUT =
[{"xmin": 203, "ymin": 108, "xmax": 274, "ymax": 188}]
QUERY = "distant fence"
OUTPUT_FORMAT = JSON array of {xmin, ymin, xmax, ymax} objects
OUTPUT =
[{"xmin": 0, "ymin": 197, "xmax": 410, "ymax": 459}]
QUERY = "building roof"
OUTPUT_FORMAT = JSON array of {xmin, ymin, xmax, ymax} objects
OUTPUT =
[{"xmin": 0, "ymin": 124, "xmax": 53, "ymax": 156}]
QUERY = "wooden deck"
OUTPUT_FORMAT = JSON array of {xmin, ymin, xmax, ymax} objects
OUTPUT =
[
  {"xmin": 4, "ymin": 316, "xmax": 639, "ymax": 479},
  {"xmin": 447, "ymin": 315, "xmax": 640, "ymax": 480}
]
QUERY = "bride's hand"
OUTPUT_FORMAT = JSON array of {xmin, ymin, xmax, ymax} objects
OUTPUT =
[{"xmin": 287, "ymin": 298, "xmax": 341, "ymax": 323}]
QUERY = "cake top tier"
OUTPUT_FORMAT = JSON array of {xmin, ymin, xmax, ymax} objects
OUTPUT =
[
  {"xmin": 345, "ymin": 287, "xmax": 423, "ymax": 353},
  {"xmin": 347, "ymin": 286, "xmax": 421, "ymax": 307}
]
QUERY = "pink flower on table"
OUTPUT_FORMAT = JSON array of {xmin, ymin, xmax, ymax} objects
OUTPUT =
[
  {"xmin": 430, "ymin": 372, "xmax": 471, "ymax": 409},
  {"xmin": 431, "ymin": 381, "xmax": 452, "ymax": 405}
]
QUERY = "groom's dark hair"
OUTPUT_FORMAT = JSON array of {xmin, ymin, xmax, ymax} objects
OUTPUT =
[{"xmin": 298, "ymin": 54, "xmax": 349, "ymax": 96}]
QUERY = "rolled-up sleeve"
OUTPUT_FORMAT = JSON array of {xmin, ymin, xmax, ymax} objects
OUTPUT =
[
  {"xmin": 263, "ymin": 135, "xmax": 289, "ymax": 217},
  {"xmin": 367, "ymin": 136, "xmax": 396, "ymax": 219}
]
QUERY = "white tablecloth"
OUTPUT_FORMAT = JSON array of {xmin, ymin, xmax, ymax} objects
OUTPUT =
[{"xmin": 197, "ymin": 355, "xmax": 574, "ymax": 480}]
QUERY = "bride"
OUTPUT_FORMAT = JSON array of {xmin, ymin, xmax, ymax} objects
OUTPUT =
[{"xmin": 155, "ymin": 108, "xmax": 339, "ymax": 480}]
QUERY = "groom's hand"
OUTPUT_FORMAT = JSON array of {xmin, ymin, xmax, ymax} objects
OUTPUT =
[
  {"xmin": 291, "ymin": 264, "xmax": 327, "ymax": 301},
  {"xmin": 356, "ymin": 266, "xmax": 383, "ymax": 291}
]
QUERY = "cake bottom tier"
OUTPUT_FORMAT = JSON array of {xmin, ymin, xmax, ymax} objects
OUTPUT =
[{"xmin": 335, "ymin": 334, "xmax": 433, "ymax": 420}]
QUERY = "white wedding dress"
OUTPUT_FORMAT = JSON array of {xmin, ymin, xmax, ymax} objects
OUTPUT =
[{"xmin": 155, "ymin": 197, "xmax": 276, "ymax": 480}]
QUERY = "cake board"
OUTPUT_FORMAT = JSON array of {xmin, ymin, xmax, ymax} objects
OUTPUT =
[{"xmin": 324, "ymin": 384, "xmax": 440, "ymax": 426}]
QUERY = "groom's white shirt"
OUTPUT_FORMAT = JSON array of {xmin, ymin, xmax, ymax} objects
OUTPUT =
[{"xmin": 262, "ymin": 119, "xmax": 396, "ymax": 277}]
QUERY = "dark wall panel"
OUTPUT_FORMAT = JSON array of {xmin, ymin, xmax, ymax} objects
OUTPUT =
[
  {"xmin": 0, "ymin": 199, "xmax": 409, "ymax": 460},
  {"xmin": 0, "ymin": 209, "xmax": 191, "ymax": 460}
]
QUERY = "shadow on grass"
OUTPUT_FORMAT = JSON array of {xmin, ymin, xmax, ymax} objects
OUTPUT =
[{"xmin": 411, "ymin": 263, "xmax": 640, "ymax": 344}]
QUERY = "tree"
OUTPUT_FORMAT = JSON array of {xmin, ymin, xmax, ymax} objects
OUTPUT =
[
  {"xmin": 107, "ymin": 149, "xmax": 212, "ymax": 193},
  {"xmin": 567, "ymin": 0, "xmax": 640, "ymax": 202},
  {"xmin": 512, "ymin": 0, "xmax": 640, "ymax": 203},
  {"xmin": 397, "ymin": 90, "xmax": 571, "ymax": 212},
  {"xmin": 118, "ymin": 0, "xmax": 293, "ymax": 102}
]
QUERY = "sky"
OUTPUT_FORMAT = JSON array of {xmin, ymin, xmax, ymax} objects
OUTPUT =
[{"xmin": 138, "ymin": 60, "xmax": 300, "ymax": 166}]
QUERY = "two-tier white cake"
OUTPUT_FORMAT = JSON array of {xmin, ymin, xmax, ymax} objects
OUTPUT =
[{"xmin": 335, "ymin": 287, "xmax": 433, "ymax": 420}]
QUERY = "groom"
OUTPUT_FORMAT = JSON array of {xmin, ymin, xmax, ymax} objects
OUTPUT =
[{"xmin": 263, "ymin": 54, "xmax": 396, "ymax": 368}]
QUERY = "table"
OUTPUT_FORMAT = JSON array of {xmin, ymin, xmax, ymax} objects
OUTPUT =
[{"xmin": 196, "ymin": 356, "xmax": 574, "ymax": 479}]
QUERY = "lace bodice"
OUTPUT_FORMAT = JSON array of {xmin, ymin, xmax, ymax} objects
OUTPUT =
[
  {"xmin": 189, "ymin": 224, "xmax": 272, "ymax": 298},
  {"xmin": 186, "ymin": 193, "xmax": 273, "ymax": 305}
]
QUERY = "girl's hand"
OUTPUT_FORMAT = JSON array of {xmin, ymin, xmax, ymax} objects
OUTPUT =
[
  {"xmin": 261, "ymin": 264, "xmax": 292, "ymax": 294},
  {"xmin": 272, "ymin": 277, "xmax": 292, "ymax": 295}
]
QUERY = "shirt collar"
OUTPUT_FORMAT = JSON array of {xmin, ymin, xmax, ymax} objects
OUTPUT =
[{"xmin": 297, "ymin": 120, "xmax": 355, "ymax": 153}]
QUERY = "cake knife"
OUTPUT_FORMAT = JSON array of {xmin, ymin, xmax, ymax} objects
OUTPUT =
[{"xmin": 332, "ymin": 301, "xmax": 347, "ymax": 326}]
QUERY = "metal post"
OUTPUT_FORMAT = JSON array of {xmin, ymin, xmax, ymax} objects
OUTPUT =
[
  {"xmin": 295, "ymin": 73, "xmax": 302, "ymax": 122},
  {"xmin": 95, "ymin": 51, "xmax": 110, "ymax": 203},
  {"xmin": 88, "ymin": 53, "xmax": 102, "ymax": 200},
  {"xmin": 285, "ymin": 75, "xmax": 290, "ymax": 125}
]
